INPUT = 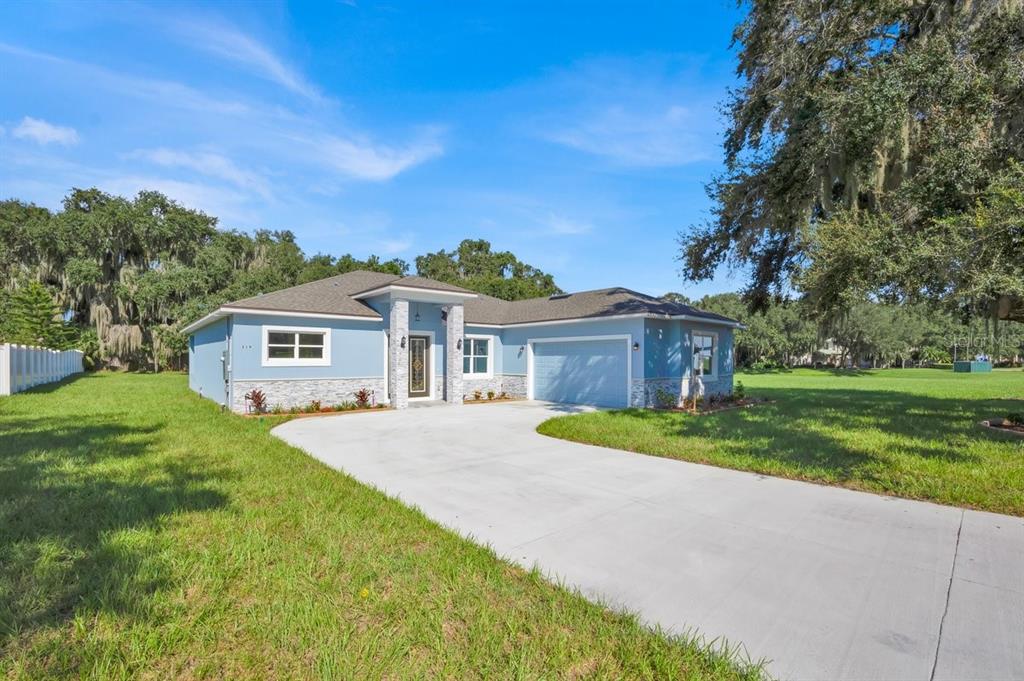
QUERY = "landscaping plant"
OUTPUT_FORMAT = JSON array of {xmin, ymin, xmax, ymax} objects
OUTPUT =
[
  {"xmin": 354, "ymin": 388, "xmax": 372, "ymax": 408},
  {"xmin": 244, "ymin": 388, "xmax": 268, "ymax": 414}
]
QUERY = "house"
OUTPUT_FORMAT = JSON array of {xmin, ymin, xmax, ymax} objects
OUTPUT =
[{"xmin": 183, "ymin": 270, "xmax": 741, "ymax": 412}]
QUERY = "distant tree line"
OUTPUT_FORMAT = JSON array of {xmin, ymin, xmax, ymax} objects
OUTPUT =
[
  {"xmin": 665, "ymin": 292, "xmax": 1024, "ymax": 370},
  {"xmin": 0, "ymin": 188, "xmax": 560, "ymax": 370}
]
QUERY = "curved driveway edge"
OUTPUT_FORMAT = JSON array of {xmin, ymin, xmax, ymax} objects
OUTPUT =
[{"xmin": 273, "ymin": 401, "xmax": 1024, "ymax": 681}]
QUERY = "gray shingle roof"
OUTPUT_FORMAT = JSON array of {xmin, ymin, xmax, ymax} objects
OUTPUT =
[
  {"xmin": 218, "ymin": 271, "xmax": 738, "ymax": 326},
  {"xmin": 224, "ymin": 271, "xmax": 398, "ymax": 317},
  {"xmin": 353, "ymin": 275, "xmax": 477, "ymax": 296},
  {"xmin": 465, "ymin": 287, "xmax": 738, "ymax": 326}
]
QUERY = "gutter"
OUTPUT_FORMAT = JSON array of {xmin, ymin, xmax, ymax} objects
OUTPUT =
[{"xmin": 181, "ymin": 306, "xmax": 382, "ymax": 335}]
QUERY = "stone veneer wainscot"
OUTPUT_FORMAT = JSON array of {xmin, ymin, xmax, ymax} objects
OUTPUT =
[{"xmin": 233, "ymin": 378, "xmax": 387, "ymax": 412}]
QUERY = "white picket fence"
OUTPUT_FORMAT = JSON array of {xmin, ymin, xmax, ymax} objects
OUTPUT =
[{"xmin": 0, "ymin": 343, "xmax": 84, "ymax": 395}]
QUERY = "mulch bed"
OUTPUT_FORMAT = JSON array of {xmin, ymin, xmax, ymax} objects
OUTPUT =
[
  {"xmin": 655, "ymin": 397, "xmax": 773, "ymax": 416},
  {"xmin": 979, "ymin": 419, "xmax": 1024, "ymax": 437},
  {"xmin": 243, "ymin": 406, "xmax": 391, "ymax": 419},
  {"xmin": 464, "ymin": 398, "xmax": 525, "ymax": 405}
]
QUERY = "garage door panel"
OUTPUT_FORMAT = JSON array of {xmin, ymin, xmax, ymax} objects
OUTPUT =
[{"xmin": 532, "ymin": 339, "xmax": 628, "ymax": 407}]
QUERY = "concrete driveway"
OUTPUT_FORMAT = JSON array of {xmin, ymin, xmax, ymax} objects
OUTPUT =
[{"xmin": 273, "ymin": 401, "xmax": 1024, "ymax": 681}]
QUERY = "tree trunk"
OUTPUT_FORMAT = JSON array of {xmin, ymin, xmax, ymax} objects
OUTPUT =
[{"xmin": 996, "ymin": 295, "xmax": 1024, "ymax": 323}]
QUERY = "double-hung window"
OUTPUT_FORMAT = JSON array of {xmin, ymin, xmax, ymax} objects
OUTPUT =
[
  {"xmin": 693, "ymin": 332, "xmax": 716, "ymax": 378},
  {"xmin": 463, "ymin": 336, "xmax": 491, "ymax": 376},
  {"xmin": 262, "ymin": 326, "xmax": 331, "ymax": 366}
]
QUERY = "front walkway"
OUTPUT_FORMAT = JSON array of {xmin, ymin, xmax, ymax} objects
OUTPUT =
[{"xmin": 273, "ymin": 401, "xmax": 1024, "ymax": 681}]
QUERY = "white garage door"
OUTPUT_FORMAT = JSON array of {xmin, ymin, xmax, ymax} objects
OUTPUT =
[{"xmin": 531, "ymin": 338, "xmax": 629, "ymax": 408}]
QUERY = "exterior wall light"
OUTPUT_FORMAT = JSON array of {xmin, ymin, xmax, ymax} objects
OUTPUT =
[
  {"xmin": 456, "ymin": 338, "xmax": 462, "ymax": 350},
  {"xmin": 632, "ymin": 342, "xmax": 640, "ymax": 351},
  {"xmin": 400, "ymin": 336, "xmax": 406, "ymax": 348}
]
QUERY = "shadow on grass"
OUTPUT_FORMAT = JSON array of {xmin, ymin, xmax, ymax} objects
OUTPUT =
[
  {"xmin": 605, "ymin": 386, "xmax": 1022, "ymax": 481},
  {"xmin": 12, "ymin": 372, "xmax": 89, "ymax": 395},
  {"xmin": 0, "ymin": 411, "xmax": 229, "ymax": 644}
]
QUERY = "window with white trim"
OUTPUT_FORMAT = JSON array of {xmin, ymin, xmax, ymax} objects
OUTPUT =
[
  {"xmin": 463, "ymin": 337, "xmax": 491, "ymax": 376},
  {"xmin": 262, "ymin": 326, "xmax": 330, "ymax": 366},
  {"xmin": 693, "ymin": 332, "xmax": 716, "ymax": 377}
]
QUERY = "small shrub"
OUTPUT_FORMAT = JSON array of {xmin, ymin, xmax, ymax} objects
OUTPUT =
[
  {"xmin": 309, "ymin": 400, "xmax": 322, "ymax": 413},
  {"xmin": 487, "ymin": 390, "xmax": 496, "ymax": 400},
  {"xmin": 734, "ymin": 381, "xmax": 746, "ymax": 400},
  {"xmin": 1006, "ymin": 412, "xmax": 1024, "ymax": 426},
  {"xmin": 270, "ymin": 403, "xmax": 284, "ymax": 415},
  {"xmin": 354, "ymin": 389, "xmax": 372, "ymax": 408},
  {"xmin": 288, "ymin": 406, "xmax": 299, "ymax": 415},
  {"xmin": 499, "ymin": 391, "xmax": 509, "ymax": 400},
  {"xmin": 654, "ymin": 387, "xmax": 677, "ymax": 409},
  {"xmin": 245, "ymin": 388, "xmax": 268, "ymax": 414},
  {"xmin": 748, "ymin": 359, "xmax": 786, "ymax": 372},
  {"xmin": 473, "ymin": 390, "xmax": 482, "ymax": 401}
]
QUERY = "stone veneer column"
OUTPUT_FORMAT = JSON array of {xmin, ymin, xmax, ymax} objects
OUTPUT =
[
  {"xmin": 445, "ymin": 303, "xmax": 464, "ymax": 404},
  {"xmin": 389, "ymin": 298, "xmax": 409, "ymax": 409}
]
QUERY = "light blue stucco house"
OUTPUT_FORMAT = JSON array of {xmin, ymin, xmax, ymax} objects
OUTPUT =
[{"xmin": 183, "ymin": 270, "xmax": 741, "ymax": 412}]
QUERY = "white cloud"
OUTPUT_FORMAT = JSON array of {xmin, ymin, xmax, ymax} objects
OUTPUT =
[
  {"xmin": 377, "ymin": 236, "xmax": 413, "ymax": 254},
  {"xmin": 0, "ymin": 42, "xmax": 249, "ymax": 116},
  {"xmin": 317, "ymin": 130, "xmax": 444, "ymax": 181},
  {"xmin": 12, "ymin": 116, "xmax": 79, "ymax": 146},
  {"xmin": 545, "ymin": 104, "xmax": 712, "ymax": 167},
  {"xmin": 172, "ymin": 20, "xmax": 320, "ymax": 100},
  {"xmin": 127, "ymin": 148, "xmax": 271, "ymax": 199},
  {"xmin": 543, "ymin": 212, "xmax": 592, "ymax": 235},
  {"xmin": 517, "ymin": 55, "xmax": 723, "ymax": 168}
]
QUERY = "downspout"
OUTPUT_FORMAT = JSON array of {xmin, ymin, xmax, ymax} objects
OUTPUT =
[{"xmin": 225, "ymin": 315, "xmax": 233, "ymax": 410}]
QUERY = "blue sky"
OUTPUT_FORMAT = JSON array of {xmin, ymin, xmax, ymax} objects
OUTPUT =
[{"xmin": 0, "ymin": 0, "xmax": 746, "ymax": 298}]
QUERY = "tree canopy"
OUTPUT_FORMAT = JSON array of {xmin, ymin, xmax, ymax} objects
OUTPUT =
[
  {"xmin": 680, "ymin": 0, "xmax": 1024, "ymax": 321},
  {"xmin": 415, "ymin": 239, "xmax": 561, "ymax": 300},
  {"xmin": 0, "ymin": 189, "xmax": 561, "ymax": 369}
]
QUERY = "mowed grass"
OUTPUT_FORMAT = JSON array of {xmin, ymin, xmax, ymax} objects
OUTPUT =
[
  {"xmin": 0, "ymin": 372, "xmax": 762, "ymax": 680},
  {"xmin": 539, "ymin": 368, "xmax": 1024, "ymax": 516}
]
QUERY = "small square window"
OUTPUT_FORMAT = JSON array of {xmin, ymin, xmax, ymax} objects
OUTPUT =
[{"xmin": 463, "ymin": 337, "xmax": 491, "ymax": 376}]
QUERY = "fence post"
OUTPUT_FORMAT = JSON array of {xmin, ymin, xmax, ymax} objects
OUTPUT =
[
  {"xmin": 0, "ymin": 344, "xmax": 10, "ymax": 396},
  {"xmin": 14, "ymin": 345, "xmax": 22, "ymax": 393},
  {"xmin": 19, "ymin": 345, "xmax": 28, "ymax": 392}
]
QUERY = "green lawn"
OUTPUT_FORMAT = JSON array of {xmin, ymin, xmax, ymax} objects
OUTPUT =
[
  {"xmin": 0, "ymin": 372, "xmax": 761, "ymax": 680},
  {"xmin": 538, "ymin": 368, "xmax": 1024, "ymax": 516}
]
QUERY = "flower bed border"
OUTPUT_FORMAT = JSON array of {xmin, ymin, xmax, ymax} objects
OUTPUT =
[
  {"xmin": 243, "ymin": 406, "xmax": 391, "ymax": 419},
  {"xmin": 463, "ymin": 397, "xmax": 526, "ymax": 405}
]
